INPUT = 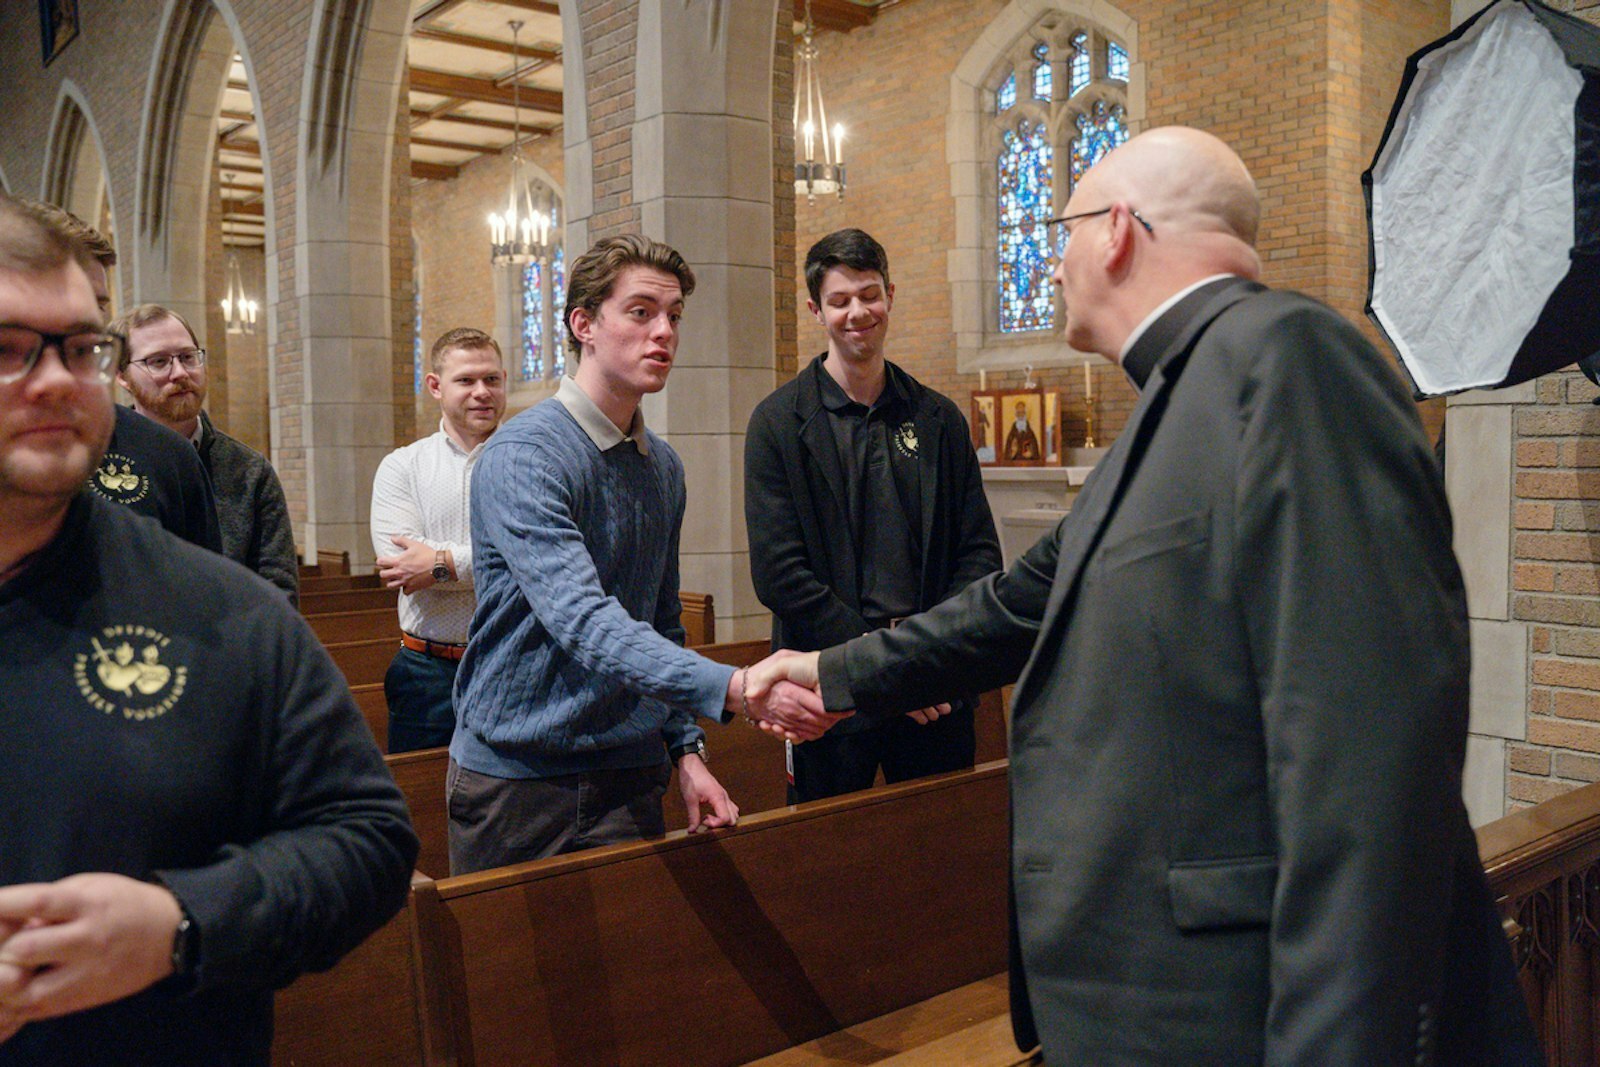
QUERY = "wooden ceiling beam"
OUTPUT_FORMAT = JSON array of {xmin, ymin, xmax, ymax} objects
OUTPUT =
[
  {"xmin": 412, "ymin": 160, "xmax": 460, "ymax": 181},
  {"xmin": 224, "ymin": 202, "xmax": 265, "ymax": 218},
  {"xmin": 409, "ymin": 67, "xmax": 561, "ymax": 113},
  {"xmin": 411, "ymin": 0, "xmax": 470, "ymax": 26},
  {"xmin": 411, "ymin": 135, "xmax": 499, "ymax": 156},
  {"xmin": 218, "ymin": 137, "xmax": 260, "ymax": 156},
  {"xmin": 411, "ymin": 109, "xmax": 557, "ymax": 136},
  {"xmin": 807, "ymin": 0, "xmax": 878, "ymax": 33},
  {"xmin": 411, "ymin": 27, "xmax": 560, "ymax": 64},
  {"xmin": 494, "ymin": 0, "xmax": 560, "ymax": 15}
]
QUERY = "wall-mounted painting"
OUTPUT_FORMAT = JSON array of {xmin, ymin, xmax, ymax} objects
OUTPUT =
[
  {"xmin": 971, "ymin": 392, "xmax": 998, "ymax": 464},
  {"xmin": 40, "ymin": 0, "xmax": 80, "ymax": 67}
]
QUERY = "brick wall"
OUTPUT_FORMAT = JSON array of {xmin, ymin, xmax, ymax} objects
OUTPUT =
[
  {"xmin": 773, "ymin": 0, "xmax": 798, "ymax": 382},
  {"xmin": 580, "ymin": 0, "xmax": 641, "ymax": 239},
  {"xmin": 795, "ymin": 0, "xmax": 1448, "ymax": 444}
]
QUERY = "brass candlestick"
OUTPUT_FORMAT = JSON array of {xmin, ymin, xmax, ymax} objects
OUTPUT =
[{"xmin": 1083, "ymin": 401, "xmax": 1097, "ymax": 449}]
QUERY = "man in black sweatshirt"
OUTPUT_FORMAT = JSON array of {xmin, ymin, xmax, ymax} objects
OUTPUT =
[{"xmin": 0, "ymin": 193, "xmax": 417, "ymax": 1065}]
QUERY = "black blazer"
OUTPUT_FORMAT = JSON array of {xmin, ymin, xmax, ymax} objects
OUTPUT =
[
  {"xmin": 819, "ymin": 280, "xmax": 1540, "ymax": 1064},
  {"xmin": 744, "ymin": 354, "xmax": 1000, "ymax": 658}
]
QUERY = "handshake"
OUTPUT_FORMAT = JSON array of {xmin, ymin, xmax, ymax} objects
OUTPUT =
[{"xmin": 725, "ymin": 651, "xmax": 953, "ymax": 743}]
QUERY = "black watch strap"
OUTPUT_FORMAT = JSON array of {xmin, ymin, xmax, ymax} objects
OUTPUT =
[
  {"xmin": 669, "ymin": 738, "xmax": 707, "ymax": 766},
  {"xmin": 171, "ymin": 907, "xmax": 201, "ymax": 977}
]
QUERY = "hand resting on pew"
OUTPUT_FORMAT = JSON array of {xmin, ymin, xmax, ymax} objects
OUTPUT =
[{"xmin": 675, "ymin": 751, "xmax": 740, "ymax": 834}]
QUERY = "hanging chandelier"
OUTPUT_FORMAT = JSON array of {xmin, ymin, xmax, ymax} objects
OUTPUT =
[
  {"xmin": 219, "ymin": 174, "xmax": 259, "ymax": 335},
  {"xmin": 794, "ymin": 0, "xmax": 846, "ymax": 203},
  {"xmin": 489, "ymin": 20, "xmax": 553, "ymax": 266}
]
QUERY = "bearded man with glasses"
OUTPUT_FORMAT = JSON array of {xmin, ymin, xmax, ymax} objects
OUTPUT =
[{"xmin": 110, "ymin": 304, "xmax": 298, "ymax": 604}]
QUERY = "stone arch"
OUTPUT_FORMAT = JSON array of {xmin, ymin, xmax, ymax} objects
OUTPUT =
[
  {"xmin": 947, "ymin": 0, "xmax": 1144, "ymax": 373},
  {"xmin": 42, "ymin": 82, "xmax": 121, "ymax": 308},
  {"xmin": 290, "ymin": 0, "xmax": 410, "ymax": 561},
  {"xmin": 133, "ymin": 0, "xmax": 275, "ymax": 336}
]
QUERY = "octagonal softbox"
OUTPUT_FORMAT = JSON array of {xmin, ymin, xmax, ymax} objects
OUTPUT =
[{"xmin": 1364, "ymin": 0, "xmax": 1600, "ymax": 398}]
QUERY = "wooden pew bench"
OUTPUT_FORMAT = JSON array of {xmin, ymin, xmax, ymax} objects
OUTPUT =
[
  {"xmin": 301, "ymin": 572, "xmax": 383, "ymax": 595},
  {"xmin": 306, "ymin": 607, "xmax": 400, "ymax": 646},
  {"xmin": 300, "ymin": 585, "xmax": 398, "ymax": 616}
]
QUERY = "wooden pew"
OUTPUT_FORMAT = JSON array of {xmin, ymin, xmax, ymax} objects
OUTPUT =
[
  {"xmin": 306, "ymin": 607, "xmax": 400, "ymax": 646},
  {"xmin": 328, "ymin": 637, "xmax": 399, "ymax": 690},
  {"xmin": 318, "ymin": 548, "xmax": 351, "ymax": 575},
  {"xmin": 680, "ymin": 590, "xmax": 714, "ymax": 647},
  {"xmin": 423, "ymin": 762, "xmax": 1010, "ymax": 1066},
  {"xmin": 391, "ymin": 748, "xmax": 451, "ymax": 880},
  {"xmin": 300, "ymin": 585, "xmax": 398, "ymax": 616},
  {"xmin": 271, "ymin": 871, "xmax": 452, "ymax": 1067},
  {"xmin": 353, "ymin": 682, "xmax": 388, "ymax": 751},
  {"xmin": 301, "ymin": 572, "xmax": 383, "ymax": 595},
  {"xmin": 1479, "ymin": 778, "xmax": 1600, "ymax": 1064}
]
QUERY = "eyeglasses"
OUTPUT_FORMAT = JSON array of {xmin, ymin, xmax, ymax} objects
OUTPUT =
[
  {"xmin": 128, "ymin": 348, "xmax": 207, "ymax": 376},
  {"xmin": 0, "ymin": 326, "xmax": 123, "ymax": 385},
  {"xmin": 1047, "ymin": 206, "xmax": 1155, "ymax": 239}
]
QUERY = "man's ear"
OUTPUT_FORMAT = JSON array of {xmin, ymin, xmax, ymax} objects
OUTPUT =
[
  {"xmin": 569, "ymin": 306, "xmax": 596, "ymax": 346},
  {"xmin": 1104, "ymin": 205, "xmax": 1140, "ymax": 276},
  {"xmin": 805, "ymin": 299, "xmax": 823, "ymax": 325},
  {"xmin": 884, "ymin": 283, "xmax": 895, "ymax": 312},
  {"xmin": 425, "ymin": 372, "xmax": 443, "ymax": 400}
]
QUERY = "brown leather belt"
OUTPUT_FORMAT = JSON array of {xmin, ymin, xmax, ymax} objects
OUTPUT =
[{"xmin": 400, "ymin": 632, "xmax": 467, "ymax": 661}]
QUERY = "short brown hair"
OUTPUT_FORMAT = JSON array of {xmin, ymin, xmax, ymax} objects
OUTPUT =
[
  {"xmin": 429, "ymin": 327, "xmax": 502, "ymax": 374},
  {"xmin": 20, "ymin": 200, "xmax": 116, "ymax": 268},
  {"xmin": 0, "ymin": 193, "xmax": 78, "ymax": 276},
  {"xmin": 563, "ymin": 234, "xmax": 695, "ymax": 363},
  {"xmin": 107, "ymin": 304, "xmax": 199, "ymax": 371}
]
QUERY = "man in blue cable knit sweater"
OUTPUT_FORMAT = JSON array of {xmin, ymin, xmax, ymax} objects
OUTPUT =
[{"xmin": 448, "ymin": 235, "xmax": 846, "ymax": 874}]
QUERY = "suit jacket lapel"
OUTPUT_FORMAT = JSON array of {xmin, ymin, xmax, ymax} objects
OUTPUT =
[{"xmin": 1011, "ymin": 279, "xmax": 1262, "ymax": 706}]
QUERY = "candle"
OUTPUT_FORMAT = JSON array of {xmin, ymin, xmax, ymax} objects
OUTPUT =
[
  {"xmin": 979, "ymin": 370, "xmax": 987, "ymax": 390},
  {"xmin": 1083, "ymin": 361, "xmax": 1092, "ymax": 398},
  {"xmin": 833, "ymin": 124, "xmax": 845, "ymax": 167}
]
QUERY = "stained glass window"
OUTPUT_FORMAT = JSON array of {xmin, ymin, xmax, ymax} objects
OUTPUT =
[
  {"xmin": 1032, "ymin": 43, "xmax": 1052, "ymax": 102},
  {"xmin": 1108, "ymin": 41, "xmax": 1129, "ymax": 82},
  {"xmin": 551, "ymin": 244, "xmax": 567, "ymax": 377},
  {"xmin": 1070, "ymin": 33, "xmax": 1091, "ymax": 97},
  {"xmin": 413, "ymin": 302, "xmax": 423, "ymax": 394},
  {"xmin": 521, "ymin": 260, "xmax": 543, "ymax": 381},
  {"xmin": 997, "ymin": 71, "xmax": 1016, "ymax": 113},
  {"xmin": 997, "ymin": 122, "xmax": 1054, "ymax": 333},
  {"xmin": 1071, "ymin": 101, "xmax": 1130, "ymax": 188}
]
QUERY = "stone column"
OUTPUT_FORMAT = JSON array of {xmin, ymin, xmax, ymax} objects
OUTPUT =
[{"xmin": 630, "ymin": 0, "xmax": 779, "ymax": 641}]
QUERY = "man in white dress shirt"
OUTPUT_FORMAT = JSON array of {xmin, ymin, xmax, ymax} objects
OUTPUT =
[{"xmin": 370, "ymin": 327, "xmax": 506, "ymax": 752}]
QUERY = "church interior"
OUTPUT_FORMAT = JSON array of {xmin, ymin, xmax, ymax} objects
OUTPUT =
[{"xmin": 4, "ymin": 0, "xmax": 1600, "ymax": 1061}]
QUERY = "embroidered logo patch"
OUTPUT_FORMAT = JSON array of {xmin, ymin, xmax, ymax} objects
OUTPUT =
[
  {"xmin": 73, "ymin": 625, "xmax": 188, "ymax": 721},
  {"xmin": 90, "ymin": 452, "xmax": 150, "ymax": 505},
  {"xmin": 893, "ymin": 421, "xmax": 919, "ymax": 458}
]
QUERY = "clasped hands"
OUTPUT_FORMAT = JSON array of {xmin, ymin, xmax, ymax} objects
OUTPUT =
[{"xmin": 731, "ymin": 651, "xmax": 952, "ymax": 743}]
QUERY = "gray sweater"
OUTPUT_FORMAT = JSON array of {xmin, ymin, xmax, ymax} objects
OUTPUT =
[
  {"xmin": 451, "ymin": 393, "xmax": 733, "ymax": 780},
  {"xmin": 197, "ymin": 412, "xmax": 299, "ymax": 605}
]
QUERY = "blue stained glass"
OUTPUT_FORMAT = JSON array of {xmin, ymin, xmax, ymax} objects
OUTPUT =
[
  {"xmin": 551, "ymin": 245, "xmax": 567, "ymax": 377},
  {"xmin": 1071, "ymin": 101, "xmax": 1129, "ymax": 188},
  {"xmin": 997, "ymin": 121, "xmax": 1055, "ymax": 333},
  {"xmin": 521, "ymin": 260, "xmax": 543, "ymax": 381},
  {"xmin": 996, "ymin": 71, "xmax": 1016, "ymax": 113},
  {"xmin": 1033, "ymin": 43, "xmax": 1051, "ymax": 102},
  {"xmin": 1108, "ymin": 41, "xmax": 1129, "ymax": 82},
  {"xmin": 1070, "ymin": 33, "xmax": 1091, "ymax": 97},
  {"xmin": 412, "ymin": 295, "xmax": 423, "ymax": 394}
]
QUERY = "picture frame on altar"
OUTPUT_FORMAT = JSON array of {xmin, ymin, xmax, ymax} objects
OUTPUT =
[
  {"xmin": 39, "ymin": 0, "xmax": 79, "ymax": 66},
  {"xmin": 1044, "ymin": 391, "xmax": 1063, "ymax": 465},
  {"xmin": 971, "ymin": 392, "xmax": 999, "ymax": 464},
  {"xmin": 986, "ymin": 387, "xmax": 1047, "ymax": 467}
]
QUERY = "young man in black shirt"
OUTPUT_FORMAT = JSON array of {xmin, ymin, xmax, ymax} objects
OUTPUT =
[
  {"xmin": 0, "ymin": 194, "xmax": 416, "ymax": 1064},
  {"xmin": 744, "ymin": 229, "xmax": 1000, "ymax": 802}
]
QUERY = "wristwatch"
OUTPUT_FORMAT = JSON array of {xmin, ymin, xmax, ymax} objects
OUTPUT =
[
  {"xmin": 669, "ymin": 737, "xmax": 708, "ymax": 766},
  {"xmin": 171, "ymin": 907, "xmax": 202, "ymax": 978},
  {"xmin": 431, "ymin": 549, "xmax": 451, "ymax": 583}
]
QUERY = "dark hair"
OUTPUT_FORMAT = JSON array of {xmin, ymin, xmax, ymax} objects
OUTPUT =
[
  {"xmin": 106, "ymin": 304, "xmax": 199, "ymax": 371},
  {"xmin": 804, "ymin": 228, "xmax": 890, "ymax": 305},
  {"xmin": 0, "ymin": 193, "xmax": 78, "ymax": 276},
  {"xmin": 563, "ymin": 234, "xmax": 695, "ymax": 363},
  {"xmin": 429, "ymin": 327, "xmax": 502, "ymax": 374}
]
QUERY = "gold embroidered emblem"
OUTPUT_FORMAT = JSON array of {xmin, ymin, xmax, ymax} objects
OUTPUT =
[
  {"xmin": 90, "ymin": 452, "xmax": 150, "ymax": 505},
  {"xmin": 73, "ymin": 625, "xmax": 187, "ymax": 721},
  {"xmin": 893, "ymin": 421, "xmax": 919, "ymax": 458}
]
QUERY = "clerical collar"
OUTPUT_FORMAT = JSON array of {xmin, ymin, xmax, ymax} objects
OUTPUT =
[
  {"xmin": 1120, "ymin": 274, "xmax": 1239, "ymax": 389},
  {"xmin": 555, "ymin": 376, "xmax": 650, "ymax": 455}
]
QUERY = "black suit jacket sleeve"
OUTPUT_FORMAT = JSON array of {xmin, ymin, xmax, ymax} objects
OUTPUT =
[
  {"xmin": 745, "ymin": 401, "xmax": 872, "ymax": 646},
  {"xmin": 1234, "ymin": 304, "xmax": 1470, "ymax": 1060},
  {"xmin": 818, "ymin": 519, "xmax": 1054, "ymax": 715}
]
